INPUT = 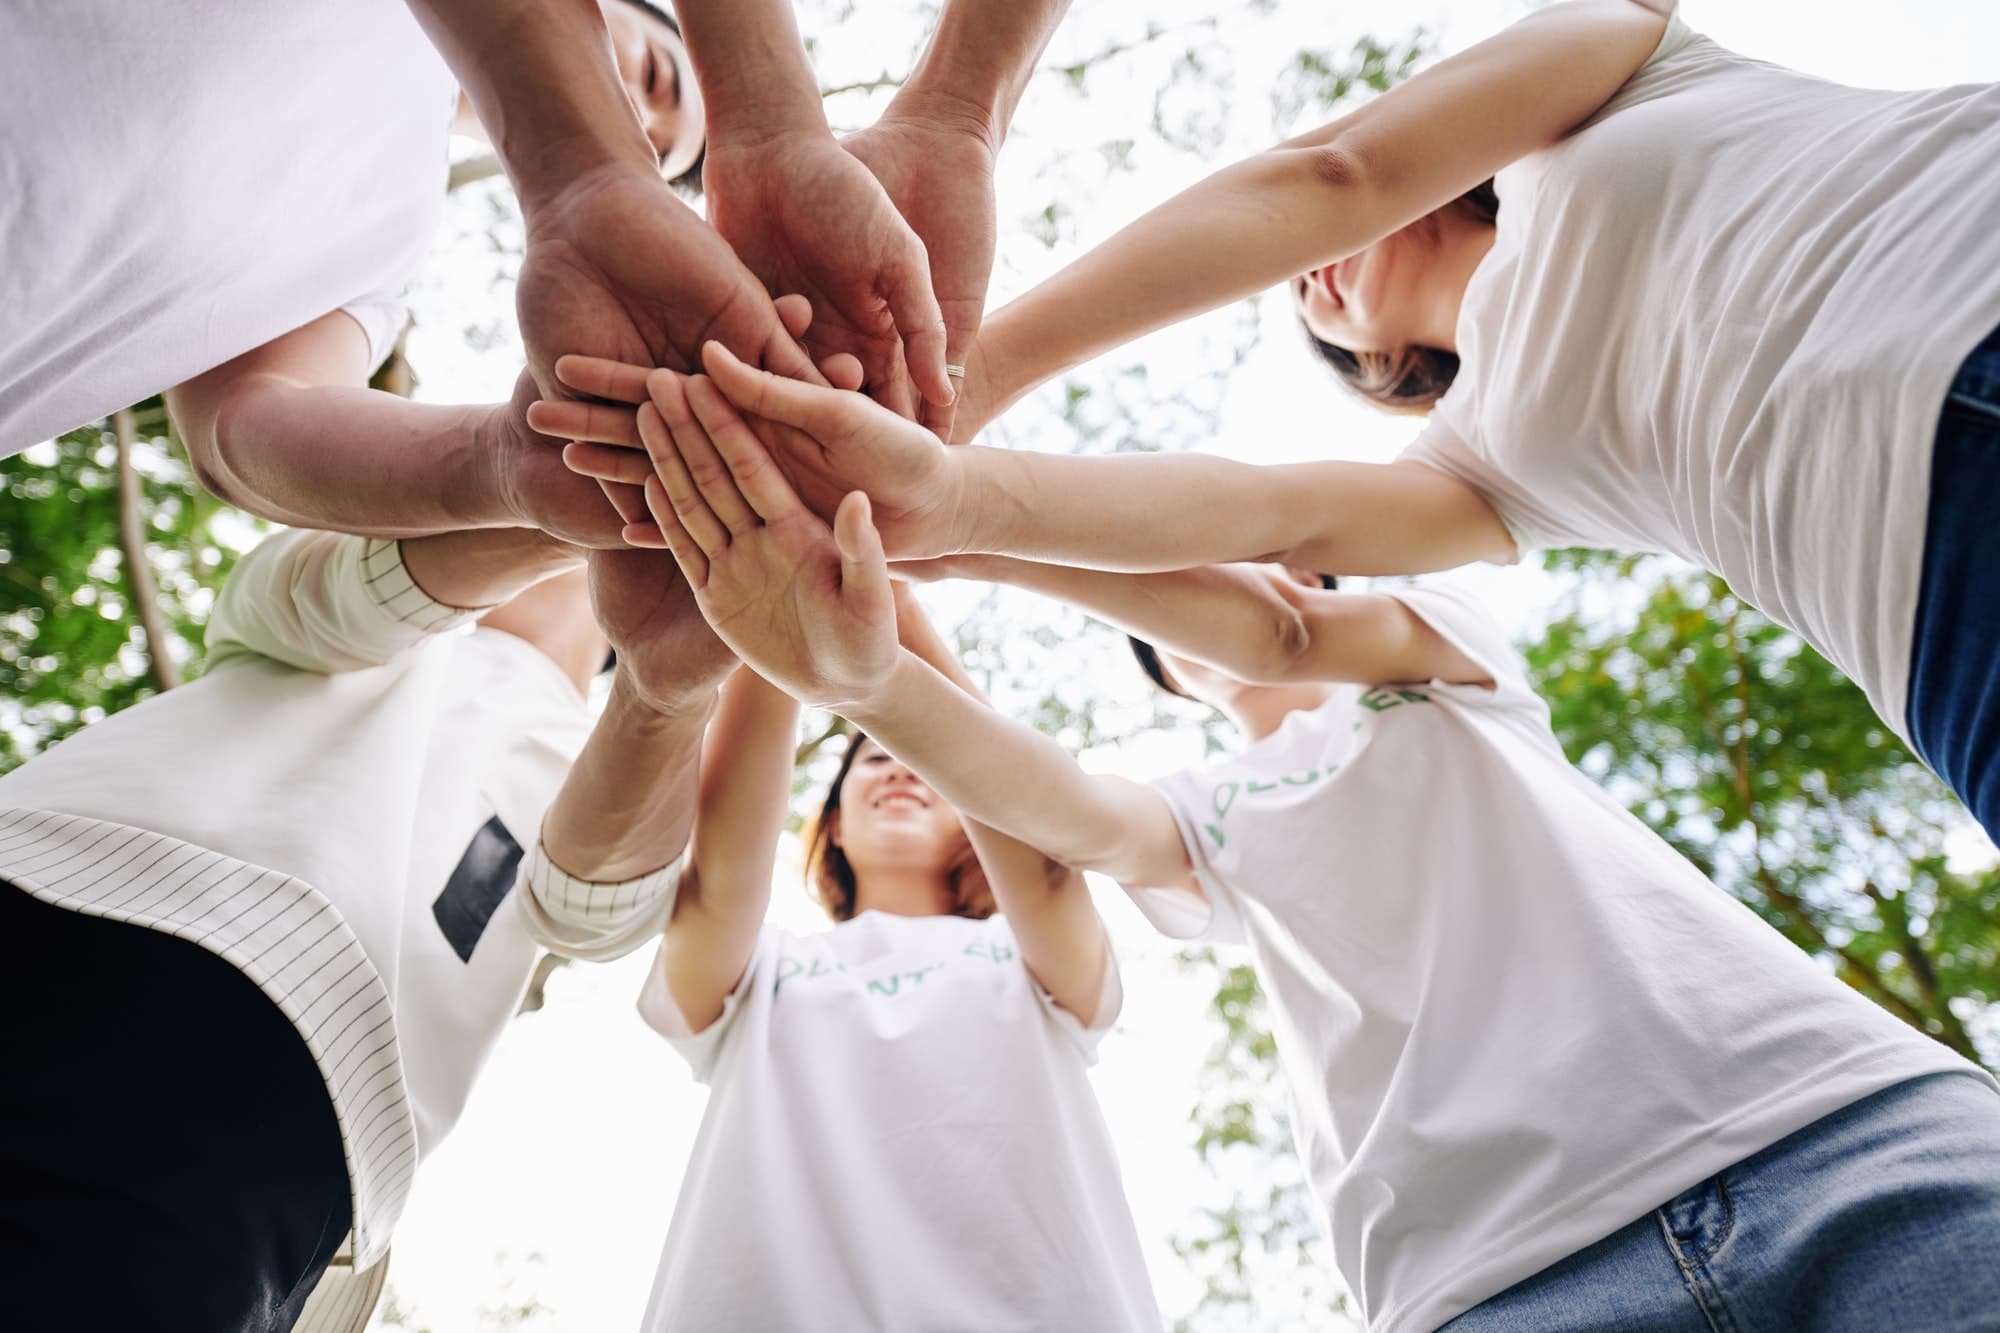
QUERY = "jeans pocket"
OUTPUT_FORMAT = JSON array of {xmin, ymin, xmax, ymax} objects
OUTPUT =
[{"xmin": 1656, "ymin": 1174, "xmax": 1735, "ymax": 1269}]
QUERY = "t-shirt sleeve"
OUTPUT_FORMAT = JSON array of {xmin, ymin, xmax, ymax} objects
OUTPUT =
[
  {"xmin": 204, "ymin": 532, "xmax": 482, "ymax": 672},
  {"xmin": 1375, "ymin": 581, "xmax": 1545, "ymax": 716},
  {"xmin": 514, "ymin": 839, "xmax": 684, "ymax": 963},
  {"xmin": 337, "ymin": 292, "xmax": 413, "ymax": 377},
  {"xmin": 1400, "ymin": 415, "xmax": 1546, "ymax": 561},
  {"xmin": 1129, "ymin": 770, "xmax": 1252, "ymax": 947},
  {"xmin": 636, "ymin": 927, "xmax": 771, "ymax": 1084},
  {"xmin": 1019, "ymin": 920, "xmax": 1125, "ymax": 1065}
]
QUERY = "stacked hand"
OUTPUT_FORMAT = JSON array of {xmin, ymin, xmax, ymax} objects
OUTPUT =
[
  {"xmin": 623, "ymin": 363, "xmax": 901, "ymax": 711},
  {"xmin": 552, "ymin": 340, "xmax": 976, "ymax": 563}
]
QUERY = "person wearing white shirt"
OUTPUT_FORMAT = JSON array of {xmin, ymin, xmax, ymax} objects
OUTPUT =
[
  {"xmin": 601, "ymin": 376, "xmax": 1156, "ymax": 1329},
  {"xmin": 628, "ymin": 383, "xmax": 2000, "ymax": 1333},
  {"xmin": 583, "ymin": 0, "xmax": 2000, "ymax": 846},
  {"xmin": 0, "ymin": 513, "xmax": 740, "ymax": 1330}
]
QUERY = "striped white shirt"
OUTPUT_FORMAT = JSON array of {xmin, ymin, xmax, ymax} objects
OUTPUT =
[{"xmin": 0, "ymin": 534, "xmax": 674, "ymax": 1268}]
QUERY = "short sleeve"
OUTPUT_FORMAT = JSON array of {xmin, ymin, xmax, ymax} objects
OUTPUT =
[
  {"xmin": 637, "ymin": 928, "xmax": 770, "ymax": 1084},
  {"xmin": 1020, "ymin": 920, "xmax": 1125, "ymax": 1065},
  {"xmin": 1130, "ymin": 770, "xmax": 1252, "ymax": 947},
  {"xmin": 336, "ymin": 293, "xmax": 413, "ymax": 376},
  {"xmin": 1400, "ymin": 416, "xmax": 1544, "ymax": 561},
  {"xmin": 1375, "ymin": 582, "xmax": 1547, "ymax": 717}
]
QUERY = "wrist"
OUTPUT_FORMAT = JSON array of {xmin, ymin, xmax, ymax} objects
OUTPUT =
[
  {"xmin": 951, "ymin": 448, "xmax": 1019, "ymax": 558},
  {"xmin": 610, "ymin": 662, "xmax": 720, "ymax": 728},
  {"xmin": 877, "ymin": 87, "xmax": 1003, "ymax": 153},
  {"xmin": 834, "ymin": 651, "xmax": 920, "ymax": 729}
]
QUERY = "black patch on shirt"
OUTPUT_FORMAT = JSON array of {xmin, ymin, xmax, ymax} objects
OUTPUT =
[{"xmin": 433, "ymin": 816, "xmax": 524, "ymax": 963}]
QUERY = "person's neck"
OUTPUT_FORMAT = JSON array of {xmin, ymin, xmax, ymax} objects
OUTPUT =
[
  {"xmin": 851, "ymin": 869, "xmax": 958, "ymax": 919},
  {"xmin": 1221, "ymin": 683, "xmax": 1338, "ymax": 742},
  {"xmin": 1423, "ymin": 213, "xmax": 1498, "ymax": 355}
]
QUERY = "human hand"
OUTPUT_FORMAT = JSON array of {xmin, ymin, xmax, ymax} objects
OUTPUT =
[
  {"xmin": 638, "ymin": 368, "xmax": 899, "ymax": 709},
  {"xmin": 516, "ymin": 164, "xmax": 823, "ymax": 524},
  {"xmin": 488, "ymin": 370, "xmax": 633, "ymax": 548},
  {"xmin": 842, "ymin": 114, "xmax": 998, "ymax": 440},
  {"xmin": 586, "ymin": 542, "xmax": 737, "ymax": 718},
  {"xmin": 702, "ymin": 130, "xmax": 952, "ymax": 421},
  {"xmin": 551, "ymin": 339, "xmax": 969, "ymax": 560},
  {"xmin": 525, "ymin": 292, "xmax": 832, "ymax": 534}
]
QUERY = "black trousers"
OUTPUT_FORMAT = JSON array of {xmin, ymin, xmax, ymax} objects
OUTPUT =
[{"xmin": 0, "ymin": 883, "xmax": 351, "ymax": 1332}]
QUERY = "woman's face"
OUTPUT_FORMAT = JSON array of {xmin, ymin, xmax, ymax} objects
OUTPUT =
[
  {"xmin": 601, "ymin": 1, "xmax": 706, "ymax": 180},
  {"xmin": 832, "ymin": 740, "xmax": 968, "ymax": 877},
  {"xmin": 1292, "ymin": 224, "xmax": 1435, "ymax": 355}
]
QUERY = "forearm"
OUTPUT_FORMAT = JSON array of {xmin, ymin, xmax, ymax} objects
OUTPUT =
[
  {"xmin": 542, "ymin": 670, "xmax": 715, "ymax": 883},
  {"xmin": 976, "ymin": 146, "xmax": 1364, "ymax": 417},
  {"xmin": 947, "ymin": 556, "xmax": 1307, "ymax": 677},
  {"xmin": 403, "ymin": 0, "xmax": 654, "ymax": 209},
  {"xmin": 398, "ymin": 528, "xmax": 581, "ymax": 613},
  {"xmin": 956, "ymin": 450, "xmax": 1505, "ymax": 575},
  {"xmin": 843, "ymin": 652, "xmax": 1183, "ymax": 884},
  {"xmin": 891, "ymin": 0, "xmax": 1072, "ymax": 146},
  {"xmin": 673, "ymin": 0, "xmax": 827, "ymax": 145},
  {"xmin": 193, "ymin": 386, "xmax": 516, "ymax": 537}
]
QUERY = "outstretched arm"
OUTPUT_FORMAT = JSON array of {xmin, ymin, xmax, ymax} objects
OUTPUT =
[
  {"xmin": 892, "ymin": 584, "xmax": 1112, "ymax": 1025},
  {"xmin": 554, "ymin": 343, "xmax": 1514, "ymax": 573},
  {"xmin": 904, "ymin": 556, "xmax": 1490, "ymax": 687},
  {"xmin": 962, "ymin": 0, "xmax": 1672, "ymax": 430},
  {"xmin": 167, "ymin": 314, "xmax": 629, "ymax": 546}
]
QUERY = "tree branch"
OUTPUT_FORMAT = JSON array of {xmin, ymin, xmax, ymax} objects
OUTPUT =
[{"xmin": 113, "ymin": 409, "xmax": 179, "ymax": 693}]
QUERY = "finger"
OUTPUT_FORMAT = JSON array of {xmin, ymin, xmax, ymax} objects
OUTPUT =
[
  {"xmin": 644, "ymin": 476, "xmax": 709, "ymax": 587},
  {"xmin": 833, "ymin": 490, "xmax": 892, "ymax": 609},
  {"xmin": 820, "ymin": 352, "xmax": 865, "ymax": 394},
  {"xmin": 599, "ymin": 478, "xmax": 649, "ymax": 528},
  {"xmin": 637, "ymin": 399, "xmax": 731, "ymax": 556},
  {"xmin": 562, "ymin": 441, "xmax": 655, "ymax": 486},
  {"xmin": 880, "ymin": 244, "xmax": 953, "ymax": 410},
  {"xmin": 774, "ymin": 293, "xmax": 815, "ymax": 341},
  {"xmin": 664, "ymin": 377, "xmax": 761, "ymax": 536},
  {"xmin": 553, "ymin": 354, "xmax": 654, "ymax": 405},
  {"xmin": 683, "ymin": 375, "xmax": 807, "ymax": 526},
  {"xmin": 621, "ymin": 519, "xmax": 671, "ymax": 549},
  {"xmin": 701, "ymin": 340, "xmax": 851, "ymax": 439},
  {"xmin": 919, "ymin": 310, "xmax": 982, "ymax": 443},
  {"xmin": 527, "ymin": 399, "xmax": 643, "ymax": 448}
]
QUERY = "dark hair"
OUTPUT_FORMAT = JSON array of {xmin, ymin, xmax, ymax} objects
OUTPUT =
[
  {"xmin": 805, "ymin": 730, "xmax": 868, "ymax": 921},
  {"xmin": 1301, "ymin": 181, "xmax": 1499, "ymax": 413},
  {"xmin": 619, "ymin": 0, "xmax": 706, "ymax": 198},
  {"xmin": 1128, "ymin": 574, "xmax": 1339, "ymax": 698}
]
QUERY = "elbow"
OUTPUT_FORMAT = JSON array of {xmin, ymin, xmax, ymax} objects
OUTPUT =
[
  {"xmin": 1302, "ymin": 140, "xmax": 1367, "ymax": 193},
  {"xmin": 174, "ymin": 393, "xmax": 247, "ymax": 508},
  {"xmin": 1236, "ymin": 600, "xmax": 1316, "ymax": 685}
]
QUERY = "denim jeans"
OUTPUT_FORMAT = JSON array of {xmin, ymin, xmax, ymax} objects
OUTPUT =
[
  {"xmin": 1441, "ymin": 1072, "xmax": 2000, "ymax": 1331},
  {"xmin": 1908, "ymin": 323, "xmax": 2000, "ymax": 845}
]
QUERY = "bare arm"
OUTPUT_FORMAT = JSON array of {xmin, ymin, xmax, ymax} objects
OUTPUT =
[
  {"xmin": 892, "ymin": 585, "xmax": 1112, "ymax": 1025},
  {"xmin": 167, "ymin": 313, "xmax": 630, "ymax": 546},
  {"xmin": 968, "ymin": 0, "xmax": 1671, "ymax": 424},
  {"xmin": 619, "ymin": 341, "xmax": 1511, "ymax": 576},
  {"xmin": 909, "ymin": 556, "xmax": 1490, "ymax": 687}
]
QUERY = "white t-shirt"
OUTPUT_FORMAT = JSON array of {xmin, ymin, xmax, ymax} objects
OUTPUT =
[
  {"xmin": 0, "ymin": 0, "xmax": 456, "ymax": 452},
  {"xmin": 1141, "ymin": 583, "xmax": 1985, "ymax": 1333},
  {"xmin": 636, "ymin": 910, "xmax": 1160, "ymax": 1332},
  {"xmin": 1403, "ymin": 16, "xmax": 2000, "ymax": 746},
  {"xmin": 0, "ymin": 532, "xmax": 672, "ymax": 1266}
]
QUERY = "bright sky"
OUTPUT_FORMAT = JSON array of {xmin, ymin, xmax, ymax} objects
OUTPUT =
[{"xmin": 374, "ymin": 3, "xmax": 2000, "ymax": 1328}]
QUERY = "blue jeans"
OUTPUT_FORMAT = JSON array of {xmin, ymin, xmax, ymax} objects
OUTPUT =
[
  {"xmin": 1908, "ymin": 324, "xmax": 2000, "ymax": 844},
  {"xmin": 1442, "ymin": 1072, "xmax": 2000, "ymax": 1331}
]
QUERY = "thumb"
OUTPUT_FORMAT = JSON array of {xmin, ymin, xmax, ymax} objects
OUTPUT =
[{"xmin": 832, "ymin": 491, "xmax": 891, "ymax": 608}]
